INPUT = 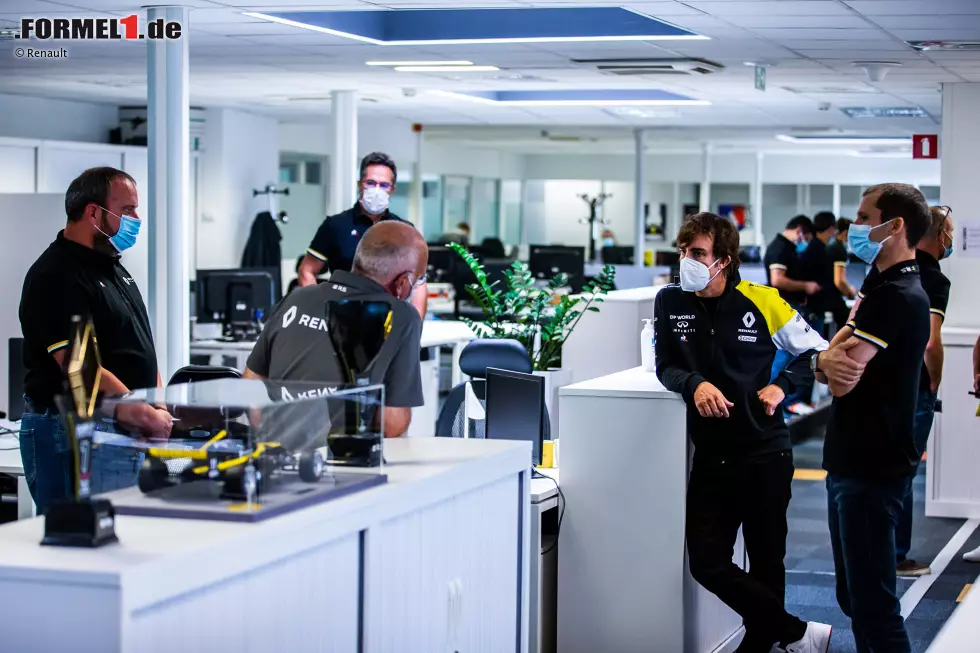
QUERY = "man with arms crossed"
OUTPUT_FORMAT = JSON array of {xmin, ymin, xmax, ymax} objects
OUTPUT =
[
  {"xmin": 245, "ymin": 221, "xmax": 427, "ymax": 438},
  {"xmin": 296, "ymin": 152, "xmax": 427, "ymax": 319},
  {"xmin": 813, "ymin": 184, "xmax": 932, "ymax": 653},
  {"xmin": 655, "ymin": 212, "xmax": 831, "ymax": 653}
]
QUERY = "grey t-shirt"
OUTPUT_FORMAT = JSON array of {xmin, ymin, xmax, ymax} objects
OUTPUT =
[{"xmin": 246, "ymin": 271, "xmax": 424, "ymax": 408}]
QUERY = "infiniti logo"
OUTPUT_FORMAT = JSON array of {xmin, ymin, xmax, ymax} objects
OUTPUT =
[{"xmin": 677, "ymin": 321, "xmax": 689, "ymax": 328}]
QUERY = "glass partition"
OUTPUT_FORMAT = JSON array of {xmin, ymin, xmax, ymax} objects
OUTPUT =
[
  {"xmin": 500, "ymin": 180, "xmax": 524, "ymax": 248},
  {"xmin": 471, "ymin": 178, "xmax": 500, "ymax": 244},
  {"xmin": 441, "ymin": 175, "xmax": 472, "ymax": 238}
]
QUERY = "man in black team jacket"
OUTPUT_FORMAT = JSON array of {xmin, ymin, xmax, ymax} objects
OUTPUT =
[{"xmin": 655, "ymin": 212, "xmax": 831, "ymax": 653}]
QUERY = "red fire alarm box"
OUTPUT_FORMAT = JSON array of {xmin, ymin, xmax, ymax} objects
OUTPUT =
[{"xmin": 913, "ymin": 134, "xmax": 938, "ymax": 159}]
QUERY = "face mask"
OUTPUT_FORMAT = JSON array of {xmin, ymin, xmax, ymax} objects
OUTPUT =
[
  {"xmin": 94, "ymin": 208, "xmax": 141, "ymax": 253},
  {"xmin": 679, "ymin": 257, "xmax": 722, "ymax": 293},
  {"xmin": 796, "ymin": 241, "xmax": 808, "ymax": 254},
  {"xmin": 847, "ymin": 221, "xmax": 893, "ymax": 265},
  {"xmin": 360, "ymin": 186, "xmax": 389, "ymax": 215},
  {"xmin": 940, "ymin": 234, "xmax": 953, "ymax": 260},
  {"xmin": 602, "ymin": 237, "xmax": 615, "ymax": 248}
]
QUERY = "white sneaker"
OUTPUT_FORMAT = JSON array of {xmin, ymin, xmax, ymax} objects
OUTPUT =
[
  {"xmin": 784, "ymin": 622, "xmax": 832, "ymax": 653},
  {"xmin": 963, "ymin": 545, "xmax": 980, "ymax": 563}
]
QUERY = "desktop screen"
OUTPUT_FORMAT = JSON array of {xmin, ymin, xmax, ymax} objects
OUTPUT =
[{"xmin": 485, "ymin": 367, "xmax": 546, "ymax": 465}]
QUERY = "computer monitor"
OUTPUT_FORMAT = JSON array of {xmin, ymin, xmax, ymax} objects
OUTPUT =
[
  {"xmin": 655, "ymin": 251, "xmax": 680, "ymax": 267},
  {"xmin": 485, "ymin": 367, "xmax": 546, "ymax": 466},
  {"xmin": 196, "ymin": 268, "xmax": 281, "ymax": 328},
  {"xmin": 529, "ymin": 245, "xmax": 585, "ymax": 281},
  {"xmin": 426, "ymin": 244, "xmax": 454, "ymax": 283},
  {"xmin": 602, "ymin": 245, "xmax": 634, "ymax": 265}
]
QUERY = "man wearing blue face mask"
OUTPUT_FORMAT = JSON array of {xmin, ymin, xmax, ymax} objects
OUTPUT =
[
  {"xmin": 297, "ymin": 152, "xmax": 428, "ymax": 319},
  {"xmin": 812, "ymin": 183, "xmax": 932, "ymax": 653},
  {"xmin": 18, "ymin": 166, "xmax": 172, "ymax": 515}
]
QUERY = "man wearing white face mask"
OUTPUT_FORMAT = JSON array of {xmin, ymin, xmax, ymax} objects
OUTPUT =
[
  {"xmin": 813, "ymin": 183, "xmax": 932, "ymax": 653},
  {"xmin": 654, "ymin": 213, "xmax": 831, "ymax": 653},
  {"xmin": 18, "ymin": 166, "xmax": 172, "ymax": 515},
  {"xmin": 297, "ymin": 152, "xmax": 428, "ymax": 318}
]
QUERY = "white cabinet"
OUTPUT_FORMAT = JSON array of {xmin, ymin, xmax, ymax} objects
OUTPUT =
[
  {"xmin": 367, "ymin": 474, "xmax": 522, "ymax": 653},
  {"xmin": 927, "ymin": 328, "xmax": 980, "ymax": 518}
]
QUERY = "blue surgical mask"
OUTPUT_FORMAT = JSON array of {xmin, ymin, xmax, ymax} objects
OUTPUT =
[
  {"xmin": 940, "ymin": 233, "xmax": 953, "ymax": 260},
  {"xmin": 95, "ymin": 207, "xmax": 141, "ymax": 253},
  {"xmin": 848, "ymin": 221, "xmax": 893, "ymax": 265},
  {"xmin": 602, "ymin": 237, "xmax": 615, "ymax": 248},
  {"xmin": 796, "ymin": 241, "xmax": 808, "ymax": 254}
]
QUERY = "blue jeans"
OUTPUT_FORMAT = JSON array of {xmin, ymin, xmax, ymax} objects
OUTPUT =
[
  {"xmin": 895, "ymin": 388, "xmax": 937, "ymax": 562},
  {"xmin": 19, "ymin": 400, "xmax": 144, "ymax": 516},
  {"xmin": 827, "ymin": 474, "xmax": 913, "ymax": 653}
]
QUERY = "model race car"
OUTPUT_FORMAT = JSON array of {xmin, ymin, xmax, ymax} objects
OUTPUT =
[{"xmin": 138, "ymin": 429, "xmax": 325, "ymax": 500}]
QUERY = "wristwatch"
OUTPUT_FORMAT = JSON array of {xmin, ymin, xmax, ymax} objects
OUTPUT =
[{"xmin": 810, "ymin": 351, "xmax": 821, "ymax": 373}]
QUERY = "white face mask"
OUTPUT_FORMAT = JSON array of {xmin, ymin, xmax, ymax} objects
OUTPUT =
[
  {"xmin": 679, "ymin": 256, "xmax": 722, "ymax": 292},
  {"xmin": 360, "ymin": 186, "xmax": 390, "ymax": 215}
]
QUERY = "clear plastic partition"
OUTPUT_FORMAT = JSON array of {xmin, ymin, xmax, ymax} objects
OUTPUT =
[{"xmin": 55, "ymin": 378, "xmax": 386, "ymax": 521}]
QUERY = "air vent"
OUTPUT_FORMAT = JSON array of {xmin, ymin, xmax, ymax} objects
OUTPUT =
[
  {"xmin": 571, "ymin": 57, "xmax": 724, "ymax": 76},
  {"xmin": 908, "ymin": 40, "xmax": 980, "ymax": 51},
  {"xmin": 841, "ymin": 107, "xmax": 927, "ymax": 119}
]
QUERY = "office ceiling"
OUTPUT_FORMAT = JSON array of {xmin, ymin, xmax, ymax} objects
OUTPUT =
[{"xmin": 1, "ymin": 0, "xmax": 978, "ymax": 147}]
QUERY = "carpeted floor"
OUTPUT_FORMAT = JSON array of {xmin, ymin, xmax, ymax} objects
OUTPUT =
[{"xmin": 786, "ymin": 437, "xmax": 974, "ymax": 653}]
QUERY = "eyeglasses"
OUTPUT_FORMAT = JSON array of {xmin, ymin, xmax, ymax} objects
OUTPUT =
[
  {"xmin": 937, "ymin": 205, "xmax": 952, "ymax": 219},
  {"xmin": 411, "ymin": 272, "xmax": 427, "ymax": 289},
  {"xmin": 362, "ymin": 179, "xmax": 393, "ymax": 191}
]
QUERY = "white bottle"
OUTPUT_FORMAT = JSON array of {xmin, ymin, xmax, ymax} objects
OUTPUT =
[{"xmin": 641, "ymin": 319, "xmax": 655, "ymax": 372}]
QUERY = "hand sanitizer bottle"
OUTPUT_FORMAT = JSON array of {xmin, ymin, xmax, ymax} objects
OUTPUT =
[{"xmin": 641, "ymin": 319, "xmax": 655, "ymax": 372}]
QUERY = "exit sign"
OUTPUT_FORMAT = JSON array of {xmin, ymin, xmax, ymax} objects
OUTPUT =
[{"xmin": 913, "ymin": 134, "xmax": 938, "ymax": 159}]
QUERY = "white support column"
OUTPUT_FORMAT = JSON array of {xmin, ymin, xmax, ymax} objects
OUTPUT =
[
  {"xmin": 751, "ymin": 152, "xmax": 764, "ymax": 247},
  {"xmin": 633, "ymin": 129, "xmax": 646, "ymax": 269},
  {"xmin": 670, "ymin": 182, "xmax": 681, "ymax": 242},
  {"xmin": 699, "ymin": 142, "xmax": 712, "ymax": 213},
  {"xmin": 832, "ymin": 183, "xmax": 842, "ymax": 218},
  {"xmin": 409, "ymin": 123, "xmax": 423, "ymax": 232},
  {"xmin": 329, "ymin": 90, "xmax": 358, "ymax": 216},
  {"xmin": 147, "ymin": 5, "xmax": 190, "ymax": 380}
]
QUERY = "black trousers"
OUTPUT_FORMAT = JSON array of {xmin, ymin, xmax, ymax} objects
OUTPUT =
[{"xmin": 687, "ymin": 451, "xmax": 807, "ymax": 653}]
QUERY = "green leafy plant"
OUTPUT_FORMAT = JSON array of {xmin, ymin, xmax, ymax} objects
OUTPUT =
[{"xmin": 447, "ymin": 243, "xmax": 616, "ymax": 371}]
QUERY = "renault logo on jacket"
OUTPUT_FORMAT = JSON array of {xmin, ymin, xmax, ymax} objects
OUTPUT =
[{"xmin": 742, "ymin": 312, "xmax": 756, "ymax": 328}]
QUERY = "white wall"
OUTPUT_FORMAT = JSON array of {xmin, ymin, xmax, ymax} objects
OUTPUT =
[
  {"xmin": 523, "ymin": 151, "xmax": 940, "ymax": 186},
  {"xmin": 199, "ymin": 108, "xmax": 280, "ymax": 270},
  {"xmin": 941, "ymin": 83, "xmax": 980, "ymax": 328},
  {"xmin": 280, "ymin": 118, "xmax": 526, "ymax": 181},
  {"xmin": 0, "ymin": 93, "xmax": 117, "ymax": 144}
]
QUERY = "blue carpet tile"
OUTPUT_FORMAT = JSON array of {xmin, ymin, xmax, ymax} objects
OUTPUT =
[{"xmin": 785, "ymin": 437, "xmax": 969, "ymax": 653}]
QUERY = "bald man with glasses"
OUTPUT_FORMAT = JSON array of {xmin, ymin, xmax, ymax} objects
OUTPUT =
[{"xmin": 297, "ymin": 151, "xmax": 428, "ymax": 319}]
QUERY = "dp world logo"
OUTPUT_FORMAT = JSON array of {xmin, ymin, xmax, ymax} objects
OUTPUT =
[
  {"xmin": 282, "ymin": 306, "xmax": 297, "ymax": 328},
  {"xmin": 742, "ymin": 312, "xmax": 756, "ymax": 329}
]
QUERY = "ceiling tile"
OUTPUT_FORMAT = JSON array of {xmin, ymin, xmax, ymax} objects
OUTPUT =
[
  {"xmin": 684, "ymin": 1, "xmax": 853, "ymax": 16},
  {"xmin": 750, "ymin": 28, "xmax": 893, "ymax": 41},
  {"xmin": 721, "ymin": 16, "xmax": 870, "ymax": 29},
  {"xmin": 888, "ymin": 29, "xmax": 980, "ymax": 41},
  {"xmin": 870, "ymin": 15, "xmax": 980, "ymax": 30},
  {"xmin": 844, "ymin": 0, "xmax": 980, "ymax": 15}
]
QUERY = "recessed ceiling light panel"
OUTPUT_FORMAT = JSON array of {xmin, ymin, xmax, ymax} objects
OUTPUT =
[
  {"xmin": 243, "ymin": 7, "xmax": 707, "ymax": 46},
  {"xmin": 777, "ymin": 134, "xmax": 911, "ymax": 145},
  {"xmin": 395, "ymin": 65, "xmax": 499, "ymax": 72},
  {"xmin": 432, "ymin": 89, "xmax": 710, "ymax": 107},
  {"xmin": 367, "ymin": 60, "xmax": 473, "ymax": 66}
]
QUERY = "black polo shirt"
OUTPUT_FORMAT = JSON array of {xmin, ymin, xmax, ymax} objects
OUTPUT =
[
  {"xmin": 859, "ymin": 249, "xmax": 950, "ymax": 390},
  {"xmin": 827, "ymin": 239, "xmax": 848, "ymax": 269},
  {"xmin": 799, "ymin": 238, "xmax": 847, "ymax": 316},
  {"xmin": 306, "ymin": 203, "xmax": 409, "ymax": 274},
  {"xmin": 19, "ymin": 231, "xmax": 158, "ymax": 410},
  {"xmin": 246, "ymin": 271, "xmax": 424, "ymax": 408},
  {"xmin": 822, "ymin": 259, "xmax": 930, "ymax": 481},
  {"xmin": 764, "ymin": 234, "xmax": 804, "ymax": 307}
]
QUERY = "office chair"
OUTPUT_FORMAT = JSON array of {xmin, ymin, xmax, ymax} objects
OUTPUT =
[
  {"xmin": 166, "ymin": 365, "xmax": 244, "ymax": 438},
  {"xmin": 435, "ymin": 339, "xmax": 550, "ymax": 439},
  {"xmin": 481, "ymin": 237, "xmax": 507, "ymax": 259}
]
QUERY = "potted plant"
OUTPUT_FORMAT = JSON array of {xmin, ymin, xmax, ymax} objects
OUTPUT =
[{"xmin": 447, "ymin": 243, "xmax": 616, "ymax": 432}]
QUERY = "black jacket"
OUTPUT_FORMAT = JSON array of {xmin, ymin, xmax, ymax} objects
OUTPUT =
[
  {"xmin": 241, "ymin": 211, "xmax": 282, "ymax": 270},
  {"xmin": 654, "ymin": 273, "xmax": 828, "ymax": 462}
]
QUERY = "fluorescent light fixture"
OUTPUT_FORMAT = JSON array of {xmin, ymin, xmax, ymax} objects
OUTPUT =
[
  {"xmin": 395, "ymin": 65, "xmax": 499, "ymax": 72},
  {"xmin": 367, "ymin": 60, "xmax": 473, "ymax": 67},
  {"xmin": 606, "ymin": 107, "xmax": 680, "ymax": 119},
  {"xmin": 849, "ymin": 150, "xmax": 913, "ymax": 158},
  {"xmin": 431, "ymin": 90, "xmax": 711, "ymax": 107},
  {"xmin": 242, "ymin": 11, "xmax": 708, "ymax": 46},
  {"xmin": 776, "ymin": 134, "xmax": 910, "ymax": 145},
  {"xmin": 840, "ymin": 106, "xmax": 927, "ymax": 119}
]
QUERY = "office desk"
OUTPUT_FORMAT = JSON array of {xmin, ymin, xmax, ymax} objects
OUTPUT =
[
  {"xmin": 926, "ymin": 569, "xmax": 980, "ymax": 652},
  {"xmin": 557, "ymin": 368, "xmax": 745, "ymax": 653},
  {"xmin": 190, "ymin": 320, "xmax": 475, "ymax": 440},
  {"xmin": 0, "ymin": 419, "xmax": 32, "ymax": 520},
  {"xmin": 0, "ymin": 437, "xmax": 531, "ymax": 653}
]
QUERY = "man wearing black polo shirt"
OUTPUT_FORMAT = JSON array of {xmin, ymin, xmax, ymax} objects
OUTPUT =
[
  {"xmin": 765, "ymin": 215, "xmax": 820, "ymax": 309},
  {"xmin": 19, "ymin": 167, "xmax": 172, "ymax": 514},
  {"xmin": 245, "ymin": 221, "xmax": 426, "ymax": 437},
  {"xmin": 800, "ymin": 212, "xmax": 850, "ymax": 336},
  {"xmin": 813, "ymin": 183, "xmax": 932, "ymax": 653},
  {"xmin": 296, "ymin": 151, "xmax": 427, "ymax": 319}
]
